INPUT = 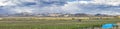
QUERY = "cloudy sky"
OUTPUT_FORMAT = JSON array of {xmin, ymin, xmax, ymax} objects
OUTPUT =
[{"xmin": 0, "ymin": 0, "xmax": 120, "ymax": 15}]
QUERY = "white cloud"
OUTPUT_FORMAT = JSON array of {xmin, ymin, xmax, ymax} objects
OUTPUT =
[
  {"xmin": 37, "ymin": 5, "xmax": 63, "ymax": 13},
  {"xmin": 0, "ymin": 0, "xmax": 120, "ymax": 15},
  {"xmin": 62, "ymin": 1, "xmax": 82, "ymax": 13},
  {"xmin": 20, "ymin": 0, "xmax": 36, "ymax": 2},
  {"xmin": 91, "ymin": 0, "xmax": 120, "ymax": 6},
  {"xmin": 100, "ymin": 11, "xmax": 120, "ymax": 15},
  {"xmin": 0, "ymin": 0, "xmax": 16, "ymax": 6},
  {"xmin": 12, "ymin": 7, "xmax": 34, "ymax": 13},
  {"xmin": 75, "ymin": 0, "xmax": 120, "ymax": 6},
  {"xmin": 0, "ymin": 0, "xmax": 37, "ymax": 13}
]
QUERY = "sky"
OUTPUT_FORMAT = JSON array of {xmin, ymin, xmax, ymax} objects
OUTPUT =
[{"xmin": 0, "ymin": 0, "xmax": 120, "ymax": 15}]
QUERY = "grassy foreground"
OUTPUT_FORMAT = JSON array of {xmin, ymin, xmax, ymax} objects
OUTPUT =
[{"xmin": 0, "ymin": 17, "xmax": 119, "ymax": 29}]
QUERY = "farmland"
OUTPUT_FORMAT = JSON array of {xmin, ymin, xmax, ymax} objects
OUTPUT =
[{"xmin": 0, "ymin": 17, "xmax": 119, "ymax": 29}]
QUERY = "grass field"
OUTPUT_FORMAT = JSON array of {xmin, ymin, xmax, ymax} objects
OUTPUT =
[{"xmin": 0, "ymin": 17, "xmax": 119, "ymax": 29}]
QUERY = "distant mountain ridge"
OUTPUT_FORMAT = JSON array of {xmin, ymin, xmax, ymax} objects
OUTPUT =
[{"xmin": 0, "ymin": 13, "xmax": 115, "ymax": 17}]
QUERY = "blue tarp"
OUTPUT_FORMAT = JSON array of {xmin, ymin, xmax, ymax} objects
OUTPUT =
[{"xmin": 102, "ymin": 24, "xmax": 114, "ymax": 28}]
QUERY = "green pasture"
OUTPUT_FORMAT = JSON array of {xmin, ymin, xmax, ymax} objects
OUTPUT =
[{"xmin": 0, "ymin": 17, "xmax": 119, "ymax": 29}]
